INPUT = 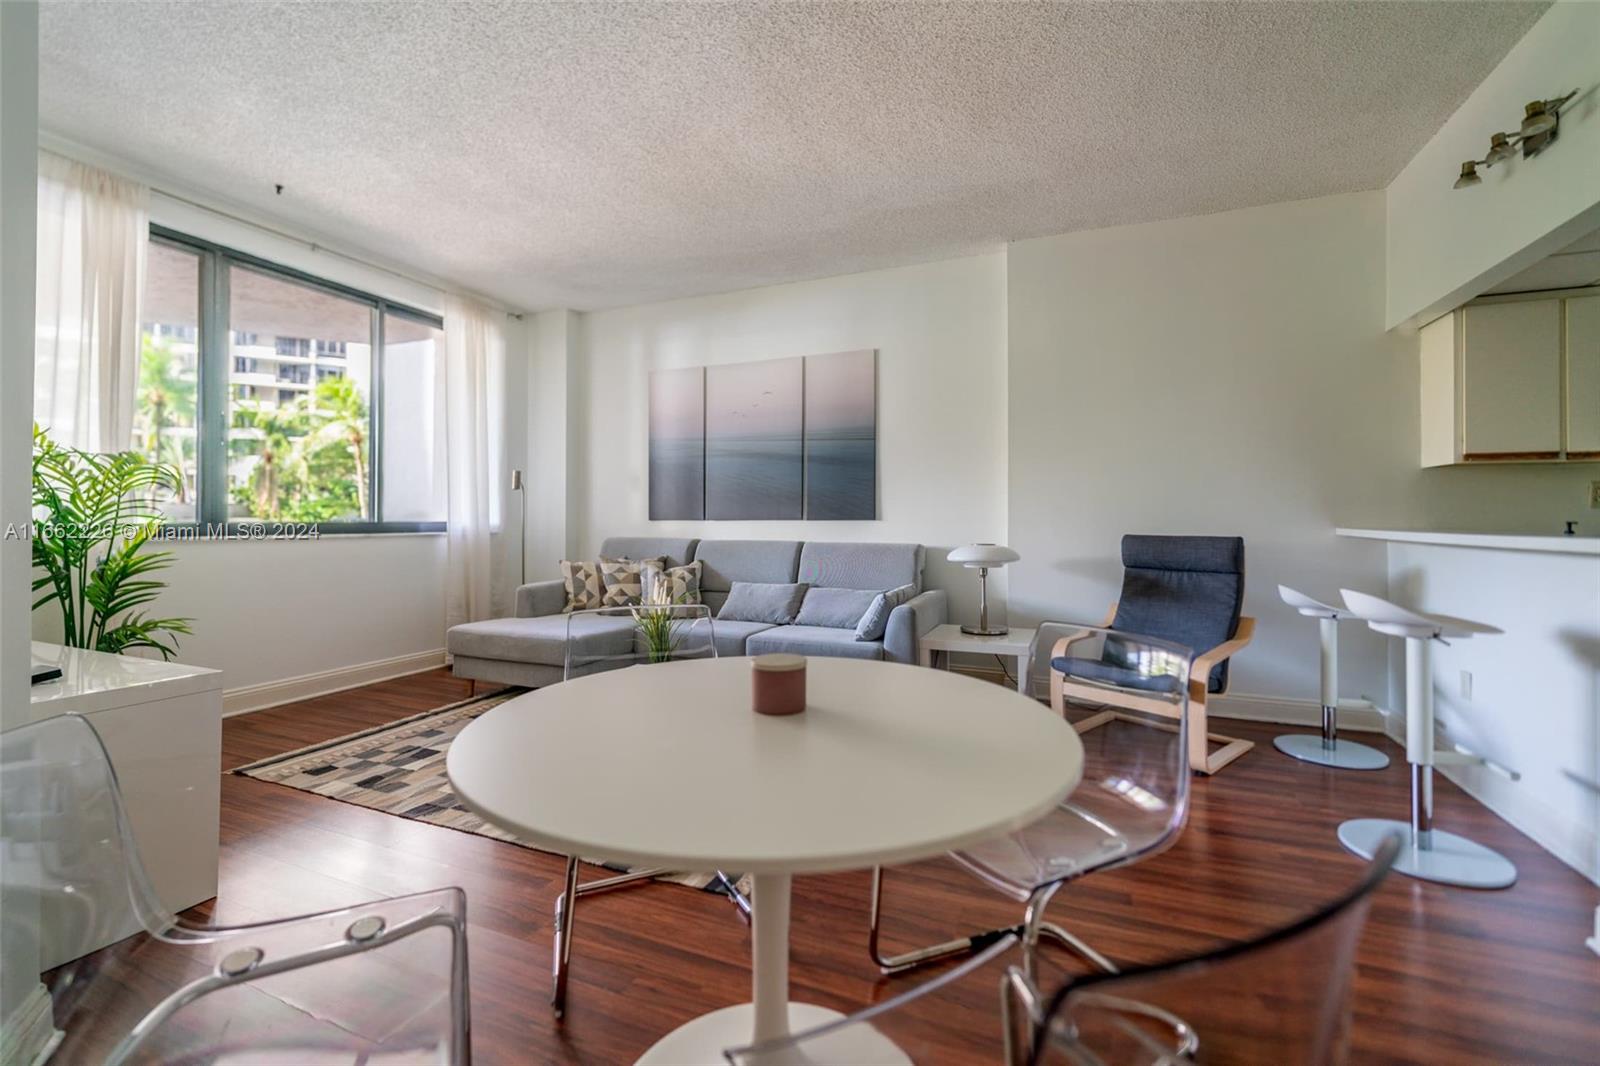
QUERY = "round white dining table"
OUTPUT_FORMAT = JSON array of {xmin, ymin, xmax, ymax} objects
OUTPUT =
[{"xmin": 447, "ymin": 655, "xmax": 1083, "ymax": 1064}]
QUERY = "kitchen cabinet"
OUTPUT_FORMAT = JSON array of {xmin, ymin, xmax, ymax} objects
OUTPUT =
[
  {"xmin": 1418, "ymin": 289, "xmax": 1599, "ymax": 466},
  {"xmin": 1567, "ymin": 295, "xmax": 1600, "ymax": 458}
]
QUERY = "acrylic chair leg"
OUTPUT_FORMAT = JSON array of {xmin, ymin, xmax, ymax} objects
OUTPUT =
[
  {"xmin": 716, "ymin": 871, "xmax": 752, "ymax": 919},
  {"xmin": 1038, "ymin": 921, "xmax": 1120, "ymax": 974},
  {"xmin": 1020, "ymin": 882, "xmax": 1064, "ymax": 985},
  {"xmin": 453, "ymin": 914, "xmax": 473, "ymax": 1065},
  {"xmin": 868, "ymin": 865, "xmax": 1002, "ymax": 974},
  {"xmin": 552, "ymin": 856, "xmax": 579, "ymax": 1018},
  {"xmin": 1000, "ymin": 966, "xmax": 1041, "ymax": 1066},
  {"xmin": 869, "ymin": 865, "xmax": 1117, "ymax": 980},
  {"xmin": 553, "ymin": 864, "xmax": 747, "ymax": 1019}
]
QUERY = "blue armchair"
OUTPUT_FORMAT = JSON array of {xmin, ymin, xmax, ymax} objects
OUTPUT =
[{"xmin": 1048, "ymin": 535, "xmax": 1257, "ymax": 774}]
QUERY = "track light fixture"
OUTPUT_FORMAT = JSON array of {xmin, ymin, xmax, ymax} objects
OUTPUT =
[{"xmin": 1452, "ymin": 90, "xmax": 1577, "ymax": 189}]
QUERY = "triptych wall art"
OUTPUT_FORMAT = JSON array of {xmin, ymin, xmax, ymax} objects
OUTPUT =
[{"xmin": 648, "ymin": 349, "xmax": 877, "ymax": 520}]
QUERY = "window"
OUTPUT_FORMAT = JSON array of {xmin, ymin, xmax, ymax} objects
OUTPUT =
[
  {"xmin": 135, "ymin": 226, "xmax": 446, "ymax": 532},
  {"xmin": 379, "ymin": 311, "xmax": 447, "ymax": 523},
  {"xmin": 135, "ymin": 240, "xmax": 202, "ymax": 521}
]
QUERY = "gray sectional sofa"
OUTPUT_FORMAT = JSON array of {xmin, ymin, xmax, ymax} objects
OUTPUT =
[{"xmin": 447, "ymin": 537, "xmax": 947, "ymax": 688}]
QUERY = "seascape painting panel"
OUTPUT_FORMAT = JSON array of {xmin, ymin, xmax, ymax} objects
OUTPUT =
[
  {"xmin": 705, "ymin": 357, "xmax": 803, "ymax": 519},
  {"xmin": 804, "ymin": 349, "xmax": 877, "ymax": 519},
  {"xmin": 648, "ymin": 366, "xmax": 705, "ymax": 520}
]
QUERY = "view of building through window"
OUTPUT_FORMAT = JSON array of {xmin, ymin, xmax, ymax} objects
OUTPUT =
[{"xmin": 226, "ymin": 265, "xmax": 373, "ymax": 523}]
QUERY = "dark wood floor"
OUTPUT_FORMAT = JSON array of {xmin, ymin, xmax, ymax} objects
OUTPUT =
[{"xmin": 210, "ymin": 668, "xmax": 1600, "ymax": 1064}]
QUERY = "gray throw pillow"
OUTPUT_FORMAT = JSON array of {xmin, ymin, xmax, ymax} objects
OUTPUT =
[
  {"xmin": 717, "ymin": 582, "xmax": 810, "ymax": 625},
  {"xmin": 795, "ymin": 587, "xmax": 881, "ymax": 629},
  {"xmin": 855, "ymin": 583, "xmax": 917, "ymax": 641}
]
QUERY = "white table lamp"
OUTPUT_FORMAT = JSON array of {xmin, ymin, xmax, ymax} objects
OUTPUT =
[{"xmin": 948, "ymin": 544, "xmax": 1019, "ymax": 636}]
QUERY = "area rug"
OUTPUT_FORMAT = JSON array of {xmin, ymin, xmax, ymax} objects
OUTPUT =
[{"xmin": 232, "ymin": 691, "xmax": 743, "ymax": 896}]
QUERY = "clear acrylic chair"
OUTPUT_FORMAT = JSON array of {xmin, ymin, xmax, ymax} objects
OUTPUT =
[
  {"xmin": 0, "ymin": 712, "xmax": 470, "ymax": 1065},
  {"xmin": 1008, "ymin": 833, "xmax": 1401, "ymax": 1066},
  {"xmin": 871, "ymin": 625, "xmax": 1191, "ymax": 984},
  {"xmin": 552, "ymin": 604, "xmax": 747, "ymax": 1017},
  {"xmin": 723, "ymin": 933, "xmax": 1020, "ymax": 1066}
]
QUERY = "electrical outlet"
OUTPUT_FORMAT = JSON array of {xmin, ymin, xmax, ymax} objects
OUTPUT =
[
  {"xmin": 1590, "ymin": 481, "xmax": 1600, "ymax": 509},
  {"xmin": 1459, "ymin": 670, "xmax": 1473, "ymax": 701}
]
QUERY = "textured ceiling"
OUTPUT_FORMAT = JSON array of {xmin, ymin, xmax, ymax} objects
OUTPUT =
[{"xmin": 40, "ymin": 1, "xmax": 1546, "ymax": 312}]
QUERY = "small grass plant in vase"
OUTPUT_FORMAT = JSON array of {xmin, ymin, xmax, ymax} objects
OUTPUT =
[{"xmin": 633, "ymin": 569, "xmax": 690, "ymax": 663}]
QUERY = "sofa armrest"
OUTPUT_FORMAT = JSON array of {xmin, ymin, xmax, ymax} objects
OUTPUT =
[
  {"xmin": 884, "ymin": 589, "xmax": 948, "ymax": 665},
  {"xmin": 515, "ymin": 579, "xmax": 567, "ymax": 618}
]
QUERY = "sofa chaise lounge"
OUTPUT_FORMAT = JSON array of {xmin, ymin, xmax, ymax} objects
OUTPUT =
[{"xmin": 447, "ymin": 537, "xmax": 948, "ymax": 689}]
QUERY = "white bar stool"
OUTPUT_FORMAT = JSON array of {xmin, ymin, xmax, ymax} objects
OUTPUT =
[
  {"xmin": 1273, "ymin": 586, "xmax": 1389, "ymax": 770},
  {"xmin": 1336, "ymin": 590, "xmax": 1518, "ymax": 889}
]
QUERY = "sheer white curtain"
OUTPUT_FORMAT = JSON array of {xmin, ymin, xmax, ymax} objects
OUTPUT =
[
  {"xmin": 34, "ymin": 151, "xmax": 148, "ymax": 452},
  {"xmin": 444, "ymin": 294, "xmax": 506, "ymax": 629}
]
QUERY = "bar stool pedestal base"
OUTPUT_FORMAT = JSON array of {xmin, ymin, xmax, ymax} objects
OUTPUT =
[
  {"xmin": 1273, "ymin": 733, "xmax": 1389, "ymax": 770},
  {"xmin": 1338, "ymin": 818, "xmax": 1516, "ymax": 889}
]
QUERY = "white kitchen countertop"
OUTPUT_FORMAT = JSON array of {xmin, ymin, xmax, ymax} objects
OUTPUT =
[
  {"xmin": 1336, "ymin": 528, "xmax": 1600, "ymax": 556},
  {"xmin": 29, "ymin": 641, "xmax": 223, "ymax": 719}
]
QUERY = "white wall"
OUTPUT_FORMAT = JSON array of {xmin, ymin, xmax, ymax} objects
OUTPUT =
[
  {"xmin": 1, "ymin": 5, "xmax": 52, "ymax": 1062},
  {"xmin": 130, "ymin": 533, "xmax": 448, "ymax": 707},
  {"xmin": 1385, "ymin": 541, "xmax": 1600, "ymax": 884},
  {"xmin": 525, "ymin": 309, "xmax": 578, "ymax": 579},
  {"xmin": 1386, "ymin": 2, "xmax": 1600, "ymax": 330},
  {"xmin": 2, "ymin": 2, "xmax": 38, "ymax": 727},
  {"xmin": 571, "ymin": 253, "xmax": 1009, "ymax": 621},
  {"xmin": 1007, "ymin": 193, "xmax": 1415, "ymax": 708}
]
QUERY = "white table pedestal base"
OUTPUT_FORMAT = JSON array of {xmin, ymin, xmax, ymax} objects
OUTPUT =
[
  {"xmin": 636, "ymin": 871, "xmax": 911, "ymax": 1065},
  {"xmin": 635, "ymin": 1002, "xmax": 909, "ymax": 1065}
]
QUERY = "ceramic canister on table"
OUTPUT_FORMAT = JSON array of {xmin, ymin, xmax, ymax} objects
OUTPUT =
[{"xmin": 751, "ymin": 654, "xmax": 806, "ymax": 715}]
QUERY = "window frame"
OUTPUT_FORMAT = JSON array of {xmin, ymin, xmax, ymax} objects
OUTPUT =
[{"xmin": 150, "ymin": 224, "xmax": 447, "ymax": 535}]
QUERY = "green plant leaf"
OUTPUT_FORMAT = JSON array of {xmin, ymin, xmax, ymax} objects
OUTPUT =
[{"xmin": 33, "ymin": 424, "xmax": 190, "ymax": 657}]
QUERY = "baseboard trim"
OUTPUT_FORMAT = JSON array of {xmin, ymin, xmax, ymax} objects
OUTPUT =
[
  {"xmin": 223, "ymin": 648, "xmax": 447, "ymax": 716},
  {"xmin": 1, "ymin": 983, "xmax": 62, "ymax": 1066},
  {"xmin": 1207, "ymin": 692, "xmax": 1387, "ymax": 733},
  {"xmin": 1380, "ymin": 715, "xmax": 1600, "ymax": 888}
]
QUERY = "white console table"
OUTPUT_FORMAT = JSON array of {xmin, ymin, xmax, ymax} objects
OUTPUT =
[{"xmin": 27, "ymin": 642, "xmax": 223, "ymax": 965}]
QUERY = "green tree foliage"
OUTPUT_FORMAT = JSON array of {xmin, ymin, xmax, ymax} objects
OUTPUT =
[
  {"xmin": 134, "ymin": 334, "xmax": 197, "ymax": 501},
  {"xmin": 31, "ymin": 425, "xmax": 193, "ymax": 659},
  {"xmin": 228, "ymin": 377, "xmax": 370, "ymax": 522}
]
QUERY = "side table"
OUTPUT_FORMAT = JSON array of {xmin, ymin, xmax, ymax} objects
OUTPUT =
[{"xmin": 919, "ymin": 624, "xmax": 1038, "ymax": 696}]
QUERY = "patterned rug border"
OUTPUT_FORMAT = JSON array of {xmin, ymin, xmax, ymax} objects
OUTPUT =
[
  {"xmin": 228, "ymin": 689, "xmax": 518, "ymax": 775},
  {"xmin": 228, "ymin": 689, "xmax": 749, "ymax": 898}
]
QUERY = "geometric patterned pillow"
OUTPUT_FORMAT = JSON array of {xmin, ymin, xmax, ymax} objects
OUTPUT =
[
  {"xmin": 598, "ymin": 556, "xmax": 666, "ymax": 607},
  {"xmin": 641, "ymin": 560, "xmax": 703, "ymax": 605},
  {"xmin": 560, "ymin": 559, "xmax": 603, "ymax": 613}
]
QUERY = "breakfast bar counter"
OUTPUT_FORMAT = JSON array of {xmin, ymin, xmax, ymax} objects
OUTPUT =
[{"xmin": 1333, "ymin": 529, "xmax": 1600, "ymax": 887}]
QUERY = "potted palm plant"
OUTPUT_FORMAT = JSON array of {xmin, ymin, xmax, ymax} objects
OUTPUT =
[{"xmin": 31, "ymin": 425, "xmax": 193, "ymax": 659}]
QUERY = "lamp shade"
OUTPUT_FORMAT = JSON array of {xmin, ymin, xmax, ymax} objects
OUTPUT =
[
  {"xmin": 947, "ymin": 543, "xmax": 1020, "ymax": 568},
  {"xmin": 1520, "ymin": 101, "xmax": 1557, "ymax": 139}
]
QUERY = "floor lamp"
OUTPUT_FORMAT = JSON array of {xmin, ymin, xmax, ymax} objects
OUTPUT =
[{"xmin": 511, "ymin": 469, "xmax": 526, "ymax": 586}]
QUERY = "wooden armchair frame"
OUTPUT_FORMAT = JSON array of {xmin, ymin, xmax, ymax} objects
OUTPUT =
[{"xmin": 1048, "ymin": 604, "xmax": 1257, "ymax": 775}]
